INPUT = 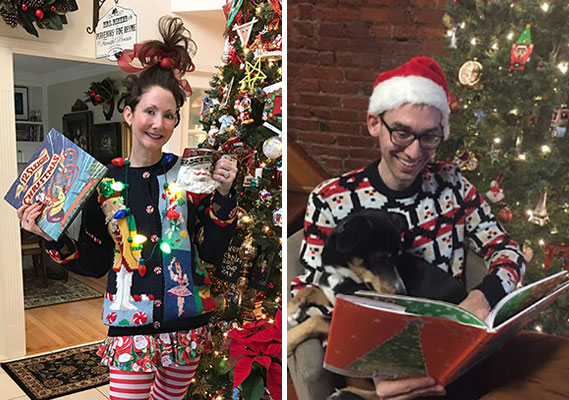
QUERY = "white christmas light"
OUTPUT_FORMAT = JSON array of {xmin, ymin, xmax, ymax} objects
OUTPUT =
[
  {"xmin": 535, "ymin": 325, "xmax": 543, "ymax": 332},
  {"xmin": 539, "ymin": 239, "xmax": 545, "ymax": 246},
  {"xmin": 494, "ymin": 137, "xmax": 501, "ymax": 144},
  {"xmin": 557, "ymin": 62, "xmax": 568, "ymax": 74},
  {"xmin": 470, "ymin": 37, "xmax": 477, "ymax": 46},
  {"xmin": 507, "ymin": 32, "xmax": 514, "ymax": 40},
  {"xmin": 541, "ymin": 3, "xmax": 550, "ymax": 12},
  {"xmin": 168, "ymin": 182, "xmax": 181, "ymax": 193},
  {"xmin": 510, "ymin": 108, "xmax": 518, "ymax": 115},
  {"xmin": 491, "ymin": 42, "xmax": 499, "ymax": 50},
  {"xmin": 446, "ymin": 29, "xmax": 454, "ymax": 37},
  {"xmin": 460, "ymin": 22, "xmax": 466, "ymax": 29},
  {"xmin": 527, "ymin": 209, "xmax": 533, "ymax": 216},
  {"xmin": 541, "ymin": 145, "xmax": 552, "ymax": 154}
]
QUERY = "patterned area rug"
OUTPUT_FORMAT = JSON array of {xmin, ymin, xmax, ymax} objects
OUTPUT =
[
  {"xmin": 1, "ymin": 343, "xmax": 108, "ymax": 400},
  {"xmin": 24, "ymin": 268, "xmax": 103, "ymax": 309}
]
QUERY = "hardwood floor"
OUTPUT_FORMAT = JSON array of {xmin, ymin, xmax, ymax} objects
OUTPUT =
[{"xmin": 24, "ymin": 272, "xmax": 108, "ymax": 355}]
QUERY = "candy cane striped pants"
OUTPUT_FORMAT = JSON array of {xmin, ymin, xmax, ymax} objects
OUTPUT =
[{"xmin": 108, "ymin": 357, "xmax": 200, "ymax": 400}]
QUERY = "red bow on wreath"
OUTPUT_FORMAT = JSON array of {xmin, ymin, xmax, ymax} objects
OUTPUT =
[
  {"xmin": 117, "ymin": 43, "xmax": 194, "ymax": 96},
  {"xmin": 227, "ymin": 309, "xmax": 282, "ymax": 400}
]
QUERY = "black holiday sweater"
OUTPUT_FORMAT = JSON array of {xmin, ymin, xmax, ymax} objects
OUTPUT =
[
  {"xmin": 289, "ymin": 160, "xmax": 526, "ymax": 326},
  {"xmin": 44, "ymin": 154, "xmax": 237, "ymax": 336}
]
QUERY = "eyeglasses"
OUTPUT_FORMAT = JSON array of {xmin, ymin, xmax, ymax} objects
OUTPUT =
[{"xmin": 378, "ymin": 114, "xmax": 443, "ymax": 150}]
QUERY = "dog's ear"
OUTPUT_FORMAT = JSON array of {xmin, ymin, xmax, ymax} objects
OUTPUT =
[
  {"xmin": 334, "ymin": 214, "xmax": 374, "ymax": 253},
  {"xmin": 388, "ymin": 212, "xmax": 409, "ymax": 233}
]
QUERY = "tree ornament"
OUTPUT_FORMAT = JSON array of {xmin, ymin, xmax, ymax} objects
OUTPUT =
[
  {"xmin": 21, "ymin": 4, "xmax": 28, "ymax": 11},
  {"xmin": 160, "ymin": 57, "xmax": 173, "ymax": 69},
  {"xmin": 510, "ymin": 25, "xmax": 534, "ymax": 71},
  {"xmin": 234, "ymin": 94, "xmax": 254, "ymax": 125},
  {"xmin": 232, "ymin": 17, "xmax": 258, "ymax": 48},
  {"xmin": 458, "ymin": 60, "xmax": 482, "ymax": 87},
  {"xmin": 207, "ymin": 126, "xmax": 219, "ymax": 148},
  {"xmin": 448, "ymin": 92, "xmax": 461, "ymax": 113},
  {"xmin": 262, "ymin": 136, "xmax": 282, "ymax": 159},
  {"xmin": 239, "ymin": 58, "xmax": 267, "ymax": 91},
  {"xmin": 236, "ymin": 234, "xmax": 257, "ymax": 306},
  {"xmin": 259, "ymin": 189, "xmax": 272, "ymax": 204},
  {"xmin": 0, "ymin": 8, "xmax": 19, "ymax": 27},
  {"xmin": 497, "ymin": 207, "xmax": 513, "ymax": 224},
  {"xmin": 273, "ymin": 208, "xmax": 282, "ymax": 226},
  {"xmin": 200, "ymin": 96, "xmax": 214, "ymax": 123},
  {"xmin": 522, "ymin": 241, "xmax": 534, "ymax": 263},
  {"xmin": 262, "ymin": 82, "xmax": 282, "ymax": 123},
  {"xmin": 528, "ymin": 187, "xmax": 550, "ymax": 226},
  {"xmin": 549, "ymin": 105, "xmax": 569, "ymax": 138},
  {"xmin": 486, "ymin": 172, "xmax": 505, "ymax": 203},
  {"xmin": 34, "ymin": 8, "xmax": 43, "ymax": 19},
  {"xmin": 218, "ymin": 115, "xmax": 236, "ymax": 135},
  {"xmin": 454, "ymin": 149, "xmax": 478, "ymax": 171},
  {"xmin": 50, "ymin": 5, "xmax": 56, "ymax": 12}
]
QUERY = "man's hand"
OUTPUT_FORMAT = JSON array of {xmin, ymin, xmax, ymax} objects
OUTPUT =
[
  {"xmin": 458, "ymin": 289, "xmax": 491, "ymax": 321},
  {"xmin": 373, "ymin": 376, "xmax": 446, "ymax": 400}
]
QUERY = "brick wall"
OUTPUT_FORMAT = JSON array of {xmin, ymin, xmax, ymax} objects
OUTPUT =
[{"xmin": 288, "ymin": 0, "xmax": 447, "ymax": 176}]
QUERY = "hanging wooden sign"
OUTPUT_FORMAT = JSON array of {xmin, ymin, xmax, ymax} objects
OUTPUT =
[{"xmin": 95, "ymin": 6, "xmax": 138, "ymax": 62}]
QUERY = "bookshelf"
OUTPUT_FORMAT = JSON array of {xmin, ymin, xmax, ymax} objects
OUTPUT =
[{"xmin": 15, "ymin": 85, "xmax": 46, "ymax": 166}]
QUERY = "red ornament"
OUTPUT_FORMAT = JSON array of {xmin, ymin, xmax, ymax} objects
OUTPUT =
[
  {"xmin": 90, "ymin": 90, "xmax": 96, "ymax": 97},
  {"xmin": 112, "ymin": 157, "xmax": 126, "ymax": 167},
  {"xmin": 138, "ymin": 263, "xmax": 146, "ymax": 277},
  {"xmin": 35, "ymin": 9, "xmax": 44, "ymax": 19},
  {"xmin": 166, "ymin": 209, "xmax": 180, "ymax": 219},
  {"xmin": 497, "ymin": 207, "xmax": 513, "ymax": 224},
  {"xmin": 449, "ymin": 92, "xmax": 461, "ymax": 113},
  {"xmin": 95, "ymin": 95, "xmax": 103, "ymax": 104},
  {"xmin": 50, "ymin": 5, "xmax": 56, "ymax": 12},
  {"xmin": 160, "ymin": 57, "xmax": 173, "ymax": 69},
  {"xmin": 21, "ymin": 3, "xmax": 28, "ymax": 11}
]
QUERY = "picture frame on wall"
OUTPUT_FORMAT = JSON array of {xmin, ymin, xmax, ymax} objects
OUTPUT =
[
  {"xmin": 14, "ymin": 86, "xmax": 28, "ymax": 120},
  {"xmin": 249, "ymin": 249, "xmax": 278, "ymax": 292},
  {"xmin": 62, "ymin": 111, "xmax": 93, "ymax": 154},
  {"xmin": 92, "ymin": 123, "xmax": 122, "ymax": 165}
]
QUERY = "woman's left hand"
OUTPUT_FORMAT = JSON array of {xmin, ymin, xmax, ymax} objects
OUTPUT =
[{"xmin": 212, "ymin": 155, "xmax": 238, "ymax": 197}]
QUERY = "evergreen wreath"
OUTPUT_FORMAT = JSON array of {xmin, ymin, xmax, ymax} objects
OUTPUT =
[{"xmin": 0, "ymin": 0, "xmax": 78, "ymax": 37}]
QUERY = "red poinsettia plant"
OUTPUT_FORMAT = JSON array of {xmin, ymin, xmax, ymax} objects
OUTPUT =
[{"xmin": 226, "ymin": 309, "xmax": 282, "ymax": 400}]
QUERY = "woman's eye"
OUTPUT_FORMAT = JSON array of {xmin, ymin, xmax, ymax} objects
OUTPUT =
[
  {"xmin": 145, "ymin": 109, "xmax": 155, "ymax": 115},
  {"xmin": 165, "ymin": 113, "xmax": 174, "ymax": 120}
]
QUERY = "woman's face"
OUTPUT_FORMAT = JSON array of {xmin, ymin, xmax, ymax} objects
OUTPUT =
[{"xmin": 124, "ymin": 85, "xmax": 177, "ymax": 154}]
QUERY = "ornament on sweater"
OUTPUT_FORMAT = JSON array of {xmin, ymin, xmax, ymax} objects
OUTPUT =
[
  {"xmin": 232, "ymin": 17, "xmax": 258, "ymax": 48},
  {"xmin": 235, "ymin": 94, "xmax": 254, "ymax": 125},
  {"xmin": 510, "ymin": 25, "xmax": 534, "ymax": 71},
  {"xmin": 167, "ymin": 257, "xmax": 193, "ymax": 317},
  {"xmin": 458, "ymin": 60, "xmax": 482, "ymax": 87},
  {"xmin": 486, "ymin": 172, "xmax": 505, "ymax": 203},
  {"xmin": 549, "ymin": 104, "xmax": 569, "ymax": 138},
  {"xmin": 262, "ymin": 82, "xmax": 282, "ymax": 122}
]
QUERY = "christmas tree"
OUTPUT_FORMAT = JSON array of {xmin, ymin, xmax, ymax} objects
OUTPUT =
[
  {"xmin": 187, "ymin": 1, "xmax": 282, "ymax": 399},
  {"xmin": 437, "ymin": 0, "xmax": 569, "ymax": 336}
]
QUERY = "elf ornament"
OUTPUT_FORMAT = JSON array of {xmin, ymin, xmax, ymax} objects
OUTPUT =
[
  {"xmin": 510, "ymin": 25, "xmax": 534, "ymax": 71},
  {"xmin": 458, "ymin": 60, "xmax": 483, "ymax": 87},
  {"xmin": 486, "ymin": 172, "xmax": 505, "ymax": 203},
  {"xmin": 549, "ymin": 105, "xmax": 569, "ymax": 138}
]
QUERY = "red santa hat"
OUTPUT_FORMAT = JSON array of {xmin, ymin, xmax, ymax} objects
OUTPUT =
[{"xmin": 368, "ymin": 56, "xmax": 451, "ymax": 139}]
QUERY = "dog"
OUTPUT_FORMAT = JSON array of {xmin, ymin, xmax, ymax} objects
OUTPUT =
[{"xmin": 288, "ymin": 209, "xmax": 467, "ymax": 400}]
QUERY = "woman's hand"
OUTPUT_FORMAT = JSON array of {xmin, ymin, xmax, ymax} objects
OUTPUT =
[
  {"xmin": 458, "ymin": 289, "xmax": 491, "ymax": 321},
  {"xmin": 17, "ymin": 202, "xmax": 52, "ymax": 241},
  {"xmin": 374, "ymin": 376, "xmax": 446, "ymax": 399},
  {"xmin": 212, "ymin": 155, "xmax": 238, "ymax": 197}
]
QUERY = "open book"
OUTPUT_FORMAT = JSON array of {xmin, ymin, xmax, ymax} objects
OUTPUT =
[
  {"xmin": 324, "ymin": 270, "xmax": 569, "ymax": 385},
  {"xmin": 4, "ymin": 128, "xmax": 107, "ymax": 241}
]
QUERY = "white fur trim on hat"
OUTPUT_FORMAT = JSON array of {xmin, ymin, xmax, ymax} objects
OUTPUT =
[{"xmin": 368, "ymin": 75, "xmax": 450, "ymax": 139}]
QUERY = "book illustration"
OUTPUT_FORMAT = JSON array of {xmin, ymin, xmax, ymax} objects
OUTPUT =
[
  {"xmin": 324, "ymin": 271, "xmax": 569, "ymax": 384},
  {"xmin": 349, "ymin": 318, "xmax": 427, "ymax": 379},
  {"xmin": 4, "ymin": 128, "xmax": 107, "ymax": 241}
]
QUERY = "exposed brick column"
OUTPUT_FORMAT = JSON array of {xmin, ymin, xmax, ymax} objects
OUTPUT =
[{"xmin": 288, "ymin": 0, "xmax": 447, "ymax": 176}]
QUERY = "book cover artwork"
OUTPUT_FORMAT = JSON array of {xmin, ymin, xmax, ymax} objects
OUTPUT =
[
  {"xmin": 324, "ymin": 270, "xmax": 569, "ymax": 385},
  {"xmin": 4, "ymin": 128, "xmax": 107, "ymax": 240}
]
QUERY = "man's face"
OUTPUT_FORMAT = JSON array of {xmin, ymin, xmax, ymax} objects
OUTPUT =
[{"xmin": 368, "ymin": 104, "xmax": 442, "ymax": 191}]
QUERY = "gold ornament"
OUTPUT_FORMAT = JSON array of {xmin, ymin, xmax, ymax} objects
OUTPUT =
[
  {"xmin": 458, "ymin": 60, "xmax": 483, "ymax": 87},
  {"xmin": 528, "ymin": 188, "xmax": 550, "ymax": 226},
  {"xmin": 522, "ymin": 241, "xmax": 534, "ymax": 263},
  {"xmin": 236, "ymin": 234, "xmax": 258, "ymax": 305},
  {"xmin": 240, "ymin": 58, "xmax": 267, "ymax": 91}
]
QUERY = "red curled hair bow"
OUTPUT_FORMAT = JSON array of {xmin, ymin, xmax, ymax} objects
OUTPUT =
[{"xmin": 118, "ymin": 43, "xmax": 194, "ymax": 97}]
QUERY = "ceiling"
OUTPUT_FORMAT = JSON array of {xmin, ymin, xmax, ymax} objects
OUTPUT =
[{"xmin": 13, "ymin": 54, "xmax": 119, "ymax": 85}]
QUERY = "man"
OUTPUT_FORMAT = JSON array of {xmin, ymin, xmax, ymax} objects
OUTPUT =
[{"xmin": 289, "ymin": 57, "xmax": 531, "ymax": 399}]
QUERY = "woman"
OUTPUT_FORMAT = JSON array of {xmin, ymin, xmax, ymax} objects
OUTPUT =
[{"xmin": 18, "ymin": 16, "xmax": 238, "ymax": 400}]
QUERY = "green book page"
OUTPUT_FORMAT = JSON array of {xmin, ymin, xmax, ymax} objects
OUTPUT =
[
  {"xmin": 355, "ymin": 292, "xmax": 486, "ymax": 328},
  {"xmin": 487, "ymin": 270, "xmax": 568, "ymax": 329}
]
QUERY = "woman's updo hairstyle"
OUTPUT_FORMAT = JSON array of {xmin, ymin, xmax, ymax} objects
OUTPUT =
[{"xmin": 125, "ymin": 16, "xmax": 197, "ymax": 116}]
